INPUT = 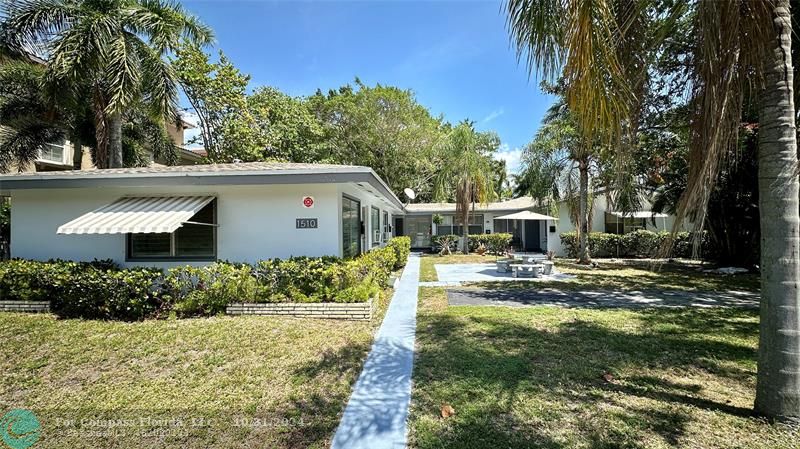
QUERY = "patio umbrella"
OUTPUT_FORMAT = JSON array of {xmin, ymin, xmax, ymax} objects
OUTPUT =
[
  {"xmin": 494, "ymin": 210, "xmax": 557, "ymax": 256},
  {"xmin": 493, "ymin": 210, "xmax": 557, "ymax": 221}
]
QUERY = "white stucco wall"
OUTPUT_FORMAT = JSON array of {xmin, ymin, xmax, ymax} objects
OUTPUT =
[
  {"xmin": 548, "ymin": 195, "xmax": 680, "ymax": 256},
  {"xmin": 9, "ymin": 182, "xmax": 400, "ymax": 268}
]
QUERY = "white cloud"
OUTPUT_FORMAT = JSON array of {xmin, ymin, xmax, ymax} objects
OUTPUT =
[
  {"xmin": 482, "ymin": 108, "xmax": 505, "ymax": 123},
  {"xmin": 494, "ymin": 143, "xmax": 524, "ymax": 177}
]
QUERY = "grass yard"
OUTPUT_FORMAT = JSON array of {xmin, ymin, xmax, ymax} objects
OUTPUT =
[
  {"xmin": 0, "ymin": 291, "xmax": 391, "ymax": 449},
  {"xmin": 550, "ymin": 259, "xmax": 761, "ymax": 293},
  {"xmin": 408, "ymin": 288, "xmax": 798, "ymax": 449},
  {"xmin": 420, "ymin": 253, "xmax": 500, "ymax": 281}
]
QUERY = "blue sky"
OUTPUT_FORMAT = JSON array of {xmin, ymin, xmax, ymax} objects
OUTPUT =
[{"xmin": 182, "ymin": 0, "xmax": 556, "ymax": 175}]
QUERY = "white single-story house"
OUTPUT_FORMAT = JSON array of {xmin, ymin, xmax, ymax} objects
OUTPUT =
[
  {"xmin": 398, "ymin": 194, "xmax": 676, "ymax": 256},
  {"xmin": 399, "ymin": 197, "xmax": 555, "ymax": 252},
  {"xmin": 0, "ymin": 162, "xmax": 681, "ymax": 264},
  {"xmin": 0, "ymin": 162, "xmax": 404, "ymax": 267}
]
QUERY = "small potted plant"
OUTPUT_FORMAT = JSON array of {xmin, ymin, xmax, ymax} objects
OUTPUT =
[{"xmin": 542, "ymin": 250, "xmax": 555, "ymax": 275}]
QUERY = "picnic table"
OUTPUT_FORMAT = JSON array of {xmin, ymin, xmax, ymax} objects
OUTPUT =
[
  {"xmin": 496, "ymin": 258, "xmax": 515, "ymax": 273},
  {"xmin": 510, "ymin": 263, "xmax": 543, "ymax": 278}
]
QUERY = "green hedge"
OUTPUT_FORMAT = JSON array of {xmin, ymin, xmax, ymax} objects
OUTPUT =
[
  {"xmin": 0, "ymin": 259, "xmax": 164, "ymax": 320},
  {"xmin": 431, "ymin": 233, "xmax": 512, "ymax": 255},
  {"xmin": 559, "ymin": 230, "xmax": 699, "ymax": 259},
  {"xmin": 467, "ymin": 233, "xmax": 513, "ymax": 254},
  {"xmin": 387, "ymin": 236, "xmax": 410, "ymax": 269},
  {"xmin": 0, "ymin": 237, "xmax": 411, "ymax": 320}
]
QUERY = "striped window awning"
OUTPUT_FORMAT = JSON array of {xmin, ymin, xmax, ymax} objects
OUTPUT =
[{"xmin": 57, "ymin": 196, "xmax": 215, "ymax": 235}]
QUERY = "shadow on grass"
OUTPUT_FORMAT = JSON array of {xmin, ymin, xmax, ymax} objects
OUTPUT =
[
  {"xmin": 555, "ymin": 261, "xmax": 761, "ymax": 293},
  {"xmin": 267, "ymin": 342, "xmax": 372, "ymax": 449},
  {"xmin": 409, "ymin": 306, "xmax": 760, "ymax": 449}
]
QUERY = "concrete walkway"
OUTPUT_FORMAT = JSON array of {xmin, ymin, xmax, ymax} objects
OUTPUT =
[{"xmin": 331, "ymin": 253, "xmax": 420, "ymax": 449}]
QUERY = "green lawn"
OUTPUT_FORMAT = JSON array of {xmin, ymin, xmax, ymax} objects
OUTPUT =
[
  {"xmin": 408, "ymin": 288, "xmax": 796, "ymax": 449},
  {"xmin": 0, "ymin": 291, "xmax": 391, "ymax": 449},
  {"xmin": 551, "ymin": 259, "xmax": 760, "ymax": 293}
]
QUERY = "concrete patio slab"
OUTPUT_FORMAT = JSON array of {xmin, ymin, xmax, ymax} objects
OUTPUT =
[
  {"xmin": 446, "ymin": 287, "xmax": 759, "ymax": 309},
  {"xmin": 331, "ymin": 253, "xmax": 420, "ymax": 449},
  {"xmin": 434, "ymin": 263, "xmax": 575, "ymax": 284}
]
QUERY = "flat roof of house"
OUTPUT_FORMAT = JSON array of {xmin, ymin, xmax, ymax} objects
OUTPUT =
[
  {"xmin": 404, "ymin": 196, "xmax": 537, "ymax": 213},
  {"xmin": 0, "ymin": 162, "xmax": 404, "ymax": 209}
]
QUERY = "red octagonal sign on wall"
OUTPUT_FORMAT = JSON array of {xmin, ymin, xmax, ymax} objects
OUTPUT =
[{"xmin": 302, "ymin": 196, "xmax": 315, "ymax": 208}]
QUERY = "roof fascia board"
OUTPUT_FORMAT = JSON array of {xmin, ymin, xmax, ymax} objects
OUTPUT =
[{"xmin": 0, "ymin": 169, "xmax": 404, "ymax": 209}]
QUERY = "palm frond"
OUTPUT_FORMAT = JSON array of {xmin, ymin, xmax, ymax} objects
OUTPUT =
[
  {"xmin": 104, "ymin": 31, "xmax": 141, "ymax": 113},
  {"xmin": 128, "ymin": 0, "xmax": 213, "ymax": 52},
  {"xmin": 669, "ymin": 0, "xmax": 772, "ymax": 256},
  {"xmin": 0, "ymin": 123, "xmax": 63, "ymax": 172},
  {"xmin": 2, "ymin": 0, "xmax": 73, "ymax": 54},
  {"xmin": 506, "ymin": 0, "xmax": 634, "ymax": 144},
  {"xmin": 132, "ymin": 35, "xmax": 177, "ymax": 120}
]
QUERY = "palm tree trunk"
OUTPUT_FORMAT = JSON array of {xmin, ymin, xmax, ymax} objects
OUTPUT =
[
  {"xmin": 577, "ymin": 159, "xmax": 591, "ymax": 264},
  {"xmin": 108, "ymin": 112, "xmax": 123, "ymax": 168},
  {"xmin": 461, "ymin": 208, "xmax": 470, "ymax": 254},
  {"xmin": 754, "ymin": 0, "xmax": 800, "ymax": 422}
]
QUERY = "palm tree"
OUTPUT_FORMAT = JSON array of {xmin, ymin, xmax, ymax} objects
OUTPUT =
[
  {"xmin": 0, "ymin": 61, "xmax": 68, "ymax": 172},
  {"xmin": 0, "ymin": 56, "xmax": 178, "ymax": 173},
  {"xmin": 1, "ymin": 0, "xmax": 213, "ymax": 168},
  {"xmin": 518, "ymin": 97, "xmax": 596, "ymax": 263},
  {"xmin": 506, "ymin": 0, "xmax": 799, "ymax": 421},
  {"xmin": 433, "ymin": 122, "xmax": 497, "ymax": 253}
]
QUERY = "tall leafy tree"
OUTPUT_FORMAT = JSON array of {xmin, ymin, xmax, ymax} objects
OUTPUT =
[
  {"xmin": 506, "ymin": 0, "xmax": 799, "ymax": 420},
  {"xmin": 308, "ymin": 79, "xmax": 445, "ymax": 201},
  {"xmin": 432, "ymin": 122, "xmax": 498, "ymax": 253},
  {"xmin": 173, "ymin": 41, "xmax": 262, "ymax": 162},
  {"xmin": 248, "ymin": 87, "xmax": 326, "ymax": 162},
  {"xmin": 1, "ymin": 0, "xmax": 213, "ymax": 168}
]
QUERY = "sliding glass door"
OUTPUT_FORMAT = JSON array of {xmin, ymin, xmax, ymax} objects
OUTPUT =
[{"xmin": 342, "ymin": 195, "xmax": 361, "ymax": 258}]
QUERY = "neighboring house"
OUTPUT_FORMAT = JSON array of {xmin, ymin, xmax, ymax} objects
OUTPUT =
[
  {"xmin": 399, "ymin": 194, "xmax": 676, "ymax": 256},
  {"xmin": 14, "ymin": 114, "xmax": 203, "ymax": 173},
  {"xmin": 0, "ymin": 162, "xmax": 403, "ymax": 267},
  {"xmin": 400, "ymin": 197, "xmax": 554, "ymax": 252},
  {"xmin": 548, "ymin": 194, "xmax": 675, "ymax": 256}
]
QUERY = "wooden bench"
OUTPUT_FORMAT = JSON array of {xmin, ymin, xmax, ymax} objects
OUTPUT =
[{"xmin": 510, "ymin": 263, "xmax": 543, "ymax": 278}]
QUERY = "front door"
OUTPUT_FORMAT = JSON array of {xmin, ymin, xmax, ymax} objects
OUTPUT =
[
  {"xmin": 524, "ymin": 220, "xmax": 541, "ymax": 252},
  {"xmin": 394, "ymin": 217, "xmax": 404, "ymax": 237},
  {"xmin": 405, "ymin": 216, "xmax": 432, "ymax": 248}
]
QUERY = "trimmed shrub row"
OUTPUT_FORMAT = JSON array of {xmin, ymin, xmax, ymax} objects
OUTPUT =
[
  {"xmin": 559, "ymin": 230, "xmax": 699, "ymax": 259},
  {"xmin": 431, "ymin": 233, "xmax": 513, "ymax": 255},
  {"xmin": 467, "ymin": 233, "xmax": 513, "ymax": 254},
  {"xmin": 0, "ymin": 237, "xmax": 411, "ymax": 320}
]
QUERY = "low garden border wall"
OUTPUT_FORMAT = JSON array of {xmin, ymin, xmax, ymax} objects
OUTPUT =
[
  {"xmin": 226, "ymin": 298, "xmax": 373, "ymax": 321},
  {"xmin": 0, "ymin": 300, "xmax": 50, "ymax": 313}
]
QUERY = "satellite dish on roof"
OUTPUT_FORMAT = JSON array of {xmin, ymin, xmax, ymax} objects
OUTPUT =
[{"xmin": 403, "ymin": 188, "xmax": 416, "ymax": 200}]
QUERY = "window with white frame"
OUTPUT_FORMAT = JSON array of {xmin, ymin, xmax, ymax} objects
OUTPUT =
[
  {"xmin": 127, "ymin": 200, "xmax": 217, "ymax": 260},
  {"xmin": 39, "ymin": 140, "xmax": 66, "ymax": 164},
  {"xmin": 436, "ymin": 214, "xmax": 483, "ymax": 235},
  {"xmin": 371, "ymin": 207, "xmax": 381, "ymax": 246}
]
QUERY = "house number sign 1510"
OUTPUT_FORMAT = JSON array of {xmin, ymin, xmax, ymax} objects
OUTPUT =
[{"xmin": 296, "ymin": 218, "xmax": 318, "ymax": 229}]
